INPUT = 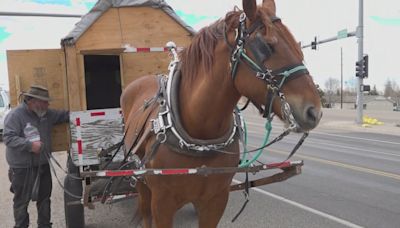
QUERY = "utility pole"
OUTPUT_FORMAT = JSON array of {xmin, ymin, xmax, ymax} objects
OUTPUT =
[
  {"xmin": 355, "ymin": 0, "xmax": 364, "ymax": 124},
  {"xmin": 341, "ymin": 47, "xmax": 343, "ymax": 109}
]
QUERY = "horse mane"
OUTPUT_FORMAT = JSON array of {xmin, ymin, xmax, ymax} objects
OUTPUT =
[
  {"xmin": 179, "ymin": 17, "xmax": 231, "ymax": 84},
  {"xmin": 179, "ymin": 6, "xmax": 304, "ymax": 84}
]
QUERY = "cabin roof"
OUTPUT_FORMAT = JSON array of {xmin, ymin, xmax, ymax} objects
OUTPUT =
[{"xmin": 61, "ymin": 0, "xmax": 196, "ymax": 46}]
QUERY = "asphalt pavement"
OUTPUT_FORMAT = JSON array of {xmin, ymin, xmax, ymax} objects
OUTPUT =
[{"xmin": 0, "ymin": 107, "xmax": 399, "ymax": 227}]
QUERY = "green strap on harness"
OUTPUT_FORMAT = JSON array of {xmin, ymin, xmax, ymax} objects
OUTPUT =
[
  {"xmin": 239, "ymin": 117, "xmax": 272, "ymax": 168},
  {"xmin": 277, "ymin": 65, "xmax": 308, "ymax": 87}
]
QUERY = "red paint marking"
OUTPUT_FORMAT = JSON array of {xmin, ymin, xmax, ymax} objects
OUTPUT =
[
  {"xmin": 75, "ymin": 117, "xmax": 80, "ymax": 126},
  {"xmin": 136, "ymin": 47, "xmax": 151, "ymax": 52},
  {"xmin": 77, "ymin": 140, "xmax": 82, "ymax": 154},
  {"xmin": 90, "ymin": 112, "xmax": 105, "ymax": 116},
  {"xmin": 160, "ymin": 169, "xmax": 190, "ymax": 175},
  {"xmin": 106, "ymin": 170, "xmax": 134, "ymax": 177},
  {"xmin": 266, "ymin": 161, "xmax": 291, "ymax": 169}
]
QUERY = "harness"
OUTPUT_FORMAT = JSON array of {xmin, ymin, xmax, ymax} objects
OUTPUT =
[
  {"xmin": 227, "ymin": 13, "xmax": 308, "ymax": 121},
  {"xmin": 150, "ymin": 45, "xmax": 244, "ymax": 156}
]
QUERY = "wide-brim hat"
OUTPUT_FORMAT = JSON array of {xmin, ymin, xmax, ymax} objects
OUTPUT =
[{"xmin": 22, "ymin": 85, "xmax": 52, "ymax": 101}]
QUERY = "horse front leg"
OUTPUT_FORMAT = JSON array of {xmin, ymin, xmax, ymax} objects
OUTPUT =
[
  {"xmin": 136, "ymin": 181, "xmax": 152, "ymax": 228},
  {"xmin": 151, "ymin": 191, "xmax": 181, "ymax": 228},
  {"xmin": 195, "ymin": 189, "xmax": 230, "ymax": 228}
]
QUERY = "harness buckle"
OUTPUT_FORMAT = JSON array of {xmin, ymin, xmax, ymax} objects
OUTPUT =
[{"xmin": 239, "ymin": 13, "xmax": 246, "ymax": 23}]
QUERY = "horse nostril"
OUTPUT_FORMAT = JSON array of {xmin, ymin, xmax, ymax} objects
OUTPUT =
[{"xmin": 306, "ymin": 106, "xmax": 318, "ymax": 123}]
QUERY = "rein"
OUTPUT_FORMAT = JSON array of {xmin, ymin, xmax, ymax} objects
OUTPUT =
[{"xmin": 223, "ymin": 12, "xmax": 310, "ymax": 168}]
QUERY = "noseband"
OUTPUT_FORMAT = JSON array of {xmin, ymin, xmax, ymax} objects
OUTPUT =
[{"xmin": 226, "ymin": 13, "xmax": 308, "ymax": 124}]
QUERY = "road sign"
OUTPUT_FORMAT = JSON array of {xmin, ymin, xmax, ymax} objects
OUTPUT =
[{"xmin": 337, "ymin": 29, "xmax": 348, "ymax": 39}]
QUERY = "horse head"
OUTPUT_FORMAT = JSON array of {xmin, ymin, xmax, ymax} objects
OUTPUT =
[{"xmin": 228, "ymin": 0, "xmax": 322, "ymax": 132}]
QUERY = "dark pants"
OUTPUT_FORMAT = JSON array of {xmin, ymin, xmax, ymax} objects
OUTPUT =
[{"xmin": 9, "ymin": 164, "xmax": 52, "ymax": 228}]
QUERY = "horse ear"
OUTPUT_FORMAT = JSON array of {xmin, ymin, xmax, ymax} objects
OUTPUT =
[
  {"xmin": 243, "ymin": 0, "xmax": 257, "ymax": 21},
  {"xmin": 262, "ymin": 0, "xmax": 276, "ymax": 15}
]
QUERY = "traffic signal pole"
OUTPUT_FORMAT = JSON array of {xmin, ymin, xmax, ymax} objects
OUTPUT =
[
  {"xmin": 301, "ymin": 31, "xmax": 356, "ymax": 49},
  {"xmin": 303, "ymin": 0, "xmax": 365, "ymax": 125},
  {"xmin": 356, "ymin": 0, "xmax": 364, "ymax": 124}
]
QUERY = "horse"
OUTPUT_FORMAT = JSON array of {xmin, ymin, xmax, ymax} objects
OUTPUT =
[{"xmin": 120, "ymin": 0, "xmax": 322, "ymax": 227}]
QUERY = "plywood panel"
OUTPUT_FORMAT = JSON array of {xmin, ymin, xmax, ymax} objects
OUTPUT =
[
  {"xmin": 7, "ymin": 49, "xmax": 66, "ymax": 108},
  {"xmin": 65, "ymin": 46, "xmax": 83, "ymax": 111},
  {"xmin": 76, "ymin": 54, "xmax": 87, "ymax": 110},
  {"xmin": 121, "ymin": 52, "xmax": 170, "ymax": 88},
  {"xmin": 6, "ymin": 49, "xmax": 69, "ymax": 152},
  {"xmin": 75, "ymin": 8, "xmax": 122, "ymax": 51},
  {"xmin": 119, "ymin": 7, "xmax": 192, "ymax": 48}
]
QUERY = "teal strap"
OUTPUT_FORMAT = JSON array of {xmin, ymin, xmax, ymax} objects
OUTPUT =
[
  {"xmin": 241, "ymin": 52, "xmax": 264, "ymax": 73},
  {"xmin": 278, "ymin": 65, "xmax": 308, "ymax": 88},
  {"xmin": 239, "ymin": 120, "xmax": 272, "ymax": 168},
  {"xmin": 278, "ymin": 65, "xmax": 308, "ymax": 78}
]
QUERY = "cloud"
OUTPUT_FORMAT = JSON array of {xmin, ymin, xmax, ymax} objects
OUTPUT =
[
  {"xmin": 370, "ymin": 16, "xmax": 400, "ymax": 26},
  {"xmin": 30, "ymin": 0, "xmax": 72, "ymax": 6},
  {"xmin": 175, "ymin": 10, "xmax": 217, "ymax": 30},
  {"xmin": 0, "ymin": 27, "xmax": 11, "ymax": 43}
]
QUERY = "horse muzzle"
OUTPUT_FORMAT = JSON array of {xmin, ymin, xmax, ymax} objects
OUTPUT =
[{"xmin": 291, "ymin": 104, "xmax": 322, "ymax": 132}]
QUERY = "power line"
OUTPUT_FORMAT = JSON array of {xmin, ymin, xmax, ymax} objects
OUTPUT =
[{"xmin": 0, "ymin": 11, "xmax": 82, "ymax": 18}]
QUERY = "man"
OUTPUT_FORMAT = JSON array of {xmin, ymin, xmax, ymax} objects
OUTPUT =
[{"xmin": 4, "ymin": 85, "xmax": 69, "ymax": 228}]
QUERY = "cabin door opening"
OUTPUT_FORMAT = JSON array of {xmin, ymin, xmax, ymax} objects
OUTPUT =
[{"xmin": 84, "ymin": 55, "xmax": 122, "ymax": 110}]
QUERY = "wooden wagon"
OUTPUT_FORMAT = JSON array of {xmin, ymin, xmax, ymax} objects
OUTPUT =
[
  {"xmin": 7, "ymin": 1, "xmax": 194, "ymax": 227},
  {"xmin": 7, "ymin": 1, "xmax": 305, "ymax": 227}
]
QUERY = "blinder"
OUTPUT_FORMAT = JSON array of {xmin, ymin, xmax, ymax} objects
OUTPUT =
[{"xmin": 245, "ymin": 32, "xmax": 274, "ymax": 68}]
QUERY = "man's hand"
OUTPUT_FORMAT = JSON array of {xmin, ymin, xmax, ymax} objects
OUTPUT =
[{"xmin": 31, "ymin": 141, "xmax": 42, "ymax": 154}]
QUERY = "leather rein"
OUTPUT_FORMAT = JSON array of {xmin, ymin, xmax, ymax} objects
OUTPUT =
[{"xmin": 226, "ymin": 13, "xmax": 308, "ymax": 124}]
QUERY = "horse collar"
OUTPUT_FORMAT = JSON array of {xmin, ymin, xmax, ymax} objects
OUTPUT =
[{"xmin": 151, "ymin": 63, "xmax": 243, "ymax": 156}]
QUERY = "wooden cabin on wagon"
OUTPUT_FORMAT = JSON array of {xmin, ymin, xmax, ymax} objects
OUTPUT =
[{"xmin": 6, "ymin": 0, "xmax": 195, "ymax": 151}]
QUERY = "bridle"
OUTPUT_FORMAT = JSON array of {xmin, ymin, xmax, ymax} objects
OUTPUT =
[{"xmin": 225, "ymin": 12, "xmax": 308, "ymax": 125}]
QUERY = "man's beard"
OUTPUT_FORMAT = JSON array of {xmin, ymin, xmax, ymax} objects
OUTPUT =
[{"xmin": 33, "ymin": 107, "xmax": 47, "ymax": 118}]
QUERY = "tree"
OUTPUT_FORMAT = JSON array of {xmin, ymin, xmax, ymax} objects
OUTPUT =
[
  {"xmin": 324, "ymin": 77, "xmax": 340, "ymax": 107},
  {"xmin": 384, "ymin": 80, "xmax": 398, "ymax": 97},
  {"xmin": 369, "ymin": 85, "xmax": 379, "ymax": 95},
  {"xmin": 315, "ymin": 84, "xmax": 327, "ymax": 107},
  {"xmin": 384, "ymin": 79, "xmax": 400, "ymax": 105}
]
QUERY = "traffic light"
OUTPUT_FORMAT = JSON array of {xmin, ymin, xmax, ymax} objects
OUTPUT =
[
  {"xmin": 311, "ymin": 36, "xmax": 317, "ymax": 50},
  {"xmin": 355, "ymin": 54, "xmax": 369, "ymax": 78},
  {"xmin": 355, "ymin": 60, "xmax": 364, "ymax": 77},
  {"xmin": 362, "ymin": 55, "xmax": 368, "ymax": 78}
]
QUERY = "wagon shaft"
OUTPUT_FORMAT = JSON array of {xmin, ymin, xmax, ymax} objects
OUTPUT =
[{"xmin": 230, "ymin": 163, "xmax": 302, "ymax": 191}]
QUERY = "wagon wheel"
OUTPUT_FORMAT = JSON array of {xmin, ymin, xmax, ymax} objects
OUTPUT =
[{"xmin": 64, "ymin": 152, "xmax": 85, "ymax": 228}]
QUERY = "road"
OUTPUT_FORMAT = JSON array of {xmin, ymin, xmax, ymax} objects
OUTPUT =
[{"xmin": 0, "ymin": 108, "xmax": 399, "ymax": 227}]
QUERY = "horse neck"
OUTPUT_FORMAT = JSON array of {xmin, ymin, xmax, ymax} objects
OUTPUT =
[{"xmin": 178, "ymin": 54, "xmax": 241, "ymax": 139}]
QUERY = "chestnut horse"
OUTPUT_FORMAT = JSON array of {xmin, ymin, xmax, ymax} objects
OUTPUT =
[{"xmin": 120, "ymin": 0, "xmax": 322, "ymax": 227}]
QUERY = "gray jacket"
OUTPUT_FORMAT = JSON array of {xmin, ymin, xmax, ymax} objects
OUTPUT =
[{"xmin": 4, "ymin": 102, "xmax": 69, "ymax": 168}]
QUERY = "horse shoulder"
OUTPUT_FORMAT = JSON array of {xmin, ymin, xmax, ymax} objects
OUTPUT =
[{"xmin": 120, "ymin": 75, "xmax": 160, "ymax": 120}]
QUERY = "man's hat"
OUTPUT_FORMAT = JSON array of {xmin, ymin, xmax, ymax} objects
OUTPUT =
[{"xmin": 23, "ymin": 85, "xmax": 51, "ymax": 101}]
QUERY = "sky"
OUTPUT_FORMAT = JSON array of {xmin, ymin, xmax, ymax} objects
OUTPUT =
[{"xmin": 0, "ymin": 0, "xmax": 399, "ymax": 93}]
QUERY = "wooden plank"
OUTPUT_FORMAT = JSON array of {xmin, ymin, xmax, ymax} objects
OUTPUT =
[
  {"xmin": 119, "ymin": 7, "xmax": 192, "ymax": 48},
  {"xmin": 6, "ymin": 49, "xmax": 69, "ymax": 152},
  {"xmin": 75, "ymin": 8, "xmax": 122, "ymax": 51},
  {"xmin": 79, "ymin": 48, "xmax": 125, "ymax": 55},
  {"xmin": 7, "ymin": 49, "xmax": 66, "ymax": 108},
  {"xmin": 121, "ymin": 52, "xmax": 170, "ymax": 88},
  {"xmin": 76, "ymin": 54, "xmax": 87, "ymax": 110},
  {"xmin": 65, "ymin": 46, "xmax": 83, "ymax": 111}
]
